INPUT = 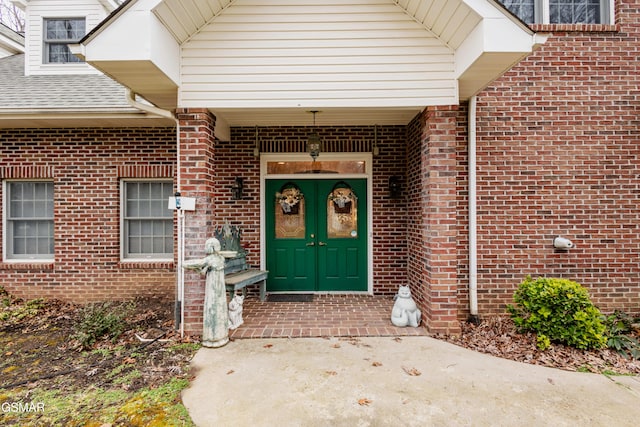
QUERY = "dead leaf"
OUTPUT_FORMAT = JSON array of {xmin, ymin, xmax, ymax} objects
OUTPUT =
[
  {"xmin": 358, "ymin": 398, "xmax": 372, "ymax": 406},
  {"xmin": 5, "ymin": 351, "xmax": 12, "ymax": 356},
  {"xmin": 227, "ymin": 369, "xmax": 235, "ymax": 375},
  {"xmin": 547, "ymin": 378, "xmax": 555, "ymax": 385},
  {"xmin": 393, "ymin": 337, "xmax": 402, "ymax": 342},
  {"xmin": 372, "ymin": 361, "xmax": 382, "ymax": 367},
  {"xmin": 402, "ymin": 366, "xmax": 421, "ymax": 376},
  {"xmin": 263, "ymin": 344, "xmax": 273, "ymax": 349},
  {"xmin": 325, "ymin": 370, "xmax": 337, "ymax": 376},
  {"xmin": 123, "ymin": 357, "xmax": 136, "ymax": 364},
  {"xmin": 332, "ymin": 343, "xmax": 341, "ymax": 348}
]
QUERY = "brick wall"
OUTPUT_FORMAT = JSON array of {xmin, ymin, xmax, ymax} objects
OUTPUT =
[
  {"xmin": 463, "ymin": 1, "xmax": 640, "ymax": 317},
  {"xmin": 0, "ymin": 127, "xmax": 176, "ymax": 302},
  {"xmin": 407, "ymin": 107, "xmax": 460, "ymax": 333}
]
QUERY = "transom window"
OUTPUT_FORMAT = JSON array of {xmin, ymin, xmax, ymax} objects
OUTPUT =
[
  {"xmin": 122, "ymin": 181, "xmax": 173, "ymax": 260},
  {"xmin": 43, "ymin": 18, "xmax": 86, "ymax": 63},
  {"xmin": 4, "ymin": 181, "xmax": 54, "ymax": 261},
  {"xmin": 499, "ymin": 0, "xmax": 611, "ymax": 24}
]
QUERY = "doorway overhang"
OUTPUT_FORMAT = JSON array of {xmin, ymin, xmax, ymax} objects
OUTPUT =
[{"xmin": 79, "ymin": 0, "xmax": 546, "ymax": 138}]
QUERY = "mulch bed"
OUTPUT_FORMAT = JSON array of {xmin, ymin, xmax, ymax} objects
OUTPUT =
[{"xmin": 438, "ymin": 316, "xmax": 640, "ymax": 375}]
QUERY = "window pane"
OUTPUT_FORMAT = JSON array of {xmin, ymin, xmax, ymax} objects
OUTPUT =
[
  {"xmin": 499, "ymin": 0, "xmax": 535, "ymax": 23},
  {"xmin": 47, "ymin": 44, "xmax": 82, "ymax": 63},
  {"xmin": 10, "ymin": 201, "xmax": 22, "ymax": 218},
  {"xmin": 327, "ymin": 186, "xmax": 358, "ymax": 239},
  {"xmin": 45, "ymin": 19, "xmax": 85, "ymax": 41},
  {"xmin": 550, "ymin": 0, "xmax": 601, "ymax": 24},
  {"xmin": 275, "ymin": 185, "xmax": 305, "ymax": 239},
  {"xmin": 129, "ymin": 236, "xmax": 141, "ymax": 254},
  {"xmin": 11, "ymin": 220, "xmax": 53, "ymax": 256}
]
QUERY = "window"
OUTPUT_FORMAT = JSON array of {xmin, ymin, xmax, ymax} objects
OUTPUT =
[
  {"xmin": 499, "ymin": 0, "xmax": 610, "ymax": 24},
  {"xmin": 122, "ymin": 181, "xmax": 173, "ymax": 260},
  {"xmin": 43, "ymin": 18, "xmax": 86, "ymax": 63},
  {"xmin": 5, "ymin": 181, "xmax": 54, "ymax": 261}
]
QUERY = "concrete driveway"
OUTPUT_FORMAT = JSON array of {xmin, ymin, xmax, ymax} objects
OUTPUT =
[{"xmin": 183, "ymin": 336, "xmax": 640, "ymax": 426}]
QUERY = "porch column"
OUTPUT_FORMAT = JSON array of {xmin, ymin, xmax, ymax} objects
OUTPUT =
[
  {"xmin": 410, "ymin": 106, "xmax": 460, "ymax": 334},
  {"xmin": 175, "ymin": 108, "xmax": 218, "ymax": 337}
]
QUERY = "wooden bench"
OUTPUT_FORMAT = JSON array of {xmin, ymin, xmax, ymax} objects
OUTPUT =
[
  {"xmin": 225, "ymin": 268, "xmax": 268, "ymax": 301},
  {"xmin": 215, "ymin": 224, "xmax": 268, "ymax": 301}
]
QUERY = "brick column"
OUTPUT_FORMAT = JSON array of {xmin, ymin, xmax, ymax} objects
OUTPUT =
[
  {"xmin": 175, "ymin": 108, "xmax": 217, "ymax": 336},
  {"xmin": 409, "ymin": 106, "xmax": 460, "ymax": 334}
]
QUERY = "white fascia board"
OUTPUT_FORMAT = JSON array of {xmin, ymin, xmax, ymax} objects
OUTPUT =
[
  {"xmin": 83, "ymin": 0, "xmax": 179, "ymax": 86},
  {"xmin": 0, "ymin": 37, "xmax": 24, "ymax": 55}
]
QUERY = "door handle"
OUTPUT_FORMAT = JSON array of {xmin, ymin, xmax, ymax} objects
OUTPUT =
[
  {"xmin": 306, "ymin": 242, "xmax": 315, "ymax": 246},
  {"xmin": 318, "ymin": 242, "xmax": 327, "ymax": 246}
]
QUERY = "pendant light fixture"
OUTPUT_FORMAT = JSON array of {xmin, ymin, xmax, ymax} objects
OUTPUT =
[{"xmin": 307, "ymin": 110, "xmax": 321, "ymax": 161}]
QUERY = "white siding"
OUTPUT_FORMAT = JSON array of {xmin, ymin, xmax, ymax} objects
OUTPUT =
[
  {"xmin": 180, "ymin": 0, "xmax": 458, "ymax": 109},
  {"xmin": 24, "ymin": 0, "xmax": 111, "ymax": 75}
]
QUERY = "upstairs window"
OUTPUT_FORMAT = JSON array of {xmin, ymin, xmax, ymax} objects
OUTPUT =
[
  {"xmin": 43, "ymin": 18, "xmax": 86, "ymax": 63},
  {"xmin": 499, "ymin": 0, "xmax": 611, "ymax": 24}
]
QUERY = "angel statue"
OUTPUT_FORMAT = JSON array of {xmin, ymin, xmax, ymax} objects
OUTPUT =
[{"xmin": 183, "ymin": 237, "xmax": 229, "ymax": 348}]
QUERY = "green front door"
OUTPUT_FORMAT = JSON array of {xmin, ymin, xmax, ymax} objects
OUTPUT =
[{"xmin": 266, "ymin": 179, "xmax": 367, "ymax": 292}]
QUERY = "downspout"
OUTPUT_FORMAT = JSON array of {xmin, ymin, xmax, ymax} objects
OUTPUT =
[
  {"xmin": 125, "ymin": 90, "xmax": 185, "ymax": 336},
  {"xmin": 468, "ymin": 96, "xmax": 479, "ymax": 324}
]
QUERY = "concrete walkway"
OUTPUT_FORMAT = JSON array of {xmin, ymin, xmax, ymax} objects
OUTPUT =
[{"xmin": 183, "ymin": 336, "xmax": 640, "ymax": 427}]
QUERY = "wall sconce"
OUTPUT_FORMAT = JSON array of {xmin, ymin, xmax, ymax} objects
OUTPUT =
[
  {"xmin": 388, "ymin": 176, "xmax": 402, "ymax": 199},
  {"xmin": 231, "ymin": 177, "xmax": 244, "ymax": 200}
]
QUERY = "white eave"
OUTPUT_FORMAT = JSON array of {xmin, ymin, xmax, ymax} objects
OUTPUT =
[
  {"xmin": 80, "ymin": 0, "xmax": 545, "ymax": 130},
  {"xmin": 78, "ymin": 0, "xmax": 180, "ymax": 110}
]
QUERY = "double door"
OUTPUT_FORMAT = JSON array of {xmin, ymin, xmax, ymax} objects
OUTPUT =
[{"xmin": 265, "ymin": 179, "xmax": 367, "ymax": 292}]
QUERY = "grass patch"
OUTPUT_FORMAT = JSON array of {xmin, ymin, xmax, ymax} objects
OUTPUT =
[{"xmin": 0, "ymin": 379, "xmax": 193, "ymax": 426}]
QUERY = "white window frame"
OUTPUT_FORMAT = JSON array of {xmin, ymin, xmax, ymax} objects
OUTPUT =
[
  {"xmin": 120, "ymin": 179, "xmax": 174, "ymax": 262},
  {"xmin": 43, "ymin": 17, "xmax": 86, "ymax": 64},
  {"xmin": 3, "ymin": 180, "xmax": 55, "ymax": 262}
]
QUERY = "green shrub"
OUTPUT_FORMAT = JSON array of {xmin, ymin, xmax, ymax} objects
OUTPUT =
[
  {"xmin": 507, "ymin": 276, "xmax": 607, "ymax": 350},
  {"xmin": 74, "ymin": 301, "xmax": 133, "ymax": 349},
  {"xmin": 603, "ymin": 310, "xmax": 640, "ymax": 359}
]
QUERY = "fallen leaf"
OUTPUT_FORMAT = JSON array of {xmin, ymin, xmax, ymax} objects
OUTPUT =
[
  {"xmin": 263, "ymin": 344, "xmax": 273, "ymax": 348},
  {"xmin": 227, "ymin": 369, "xmax": 235, "ymax": 375},
  {"xmin": 5, "ymin": 351, "xmax": 12, "ymax": 356},
  {"xmin": 358, "ymin": 398, "xmax": 372, "ymax": 406},
  {"xmin": 547, "ymin": 378, "xmax": 555, "ymax": 385},
  {"xmin": 393, "ymin": 337, "xmax": 402, "ymax": 342},
  {"xmin": 372, "ymin": 361, "xmax": 382, "ymax": 367},
  {"xmin": 402, "ymin": 366, "xmax": 421, "ymax": 376},
  {"xmin": 123, "ymin": 357, "xmax": 136, "ymax": 364},
  {"xmin": 325, "ymin": 370, "xmax": 337, "ymax": 376},
  {"xmin": 332, "ymin": 343, "xmax": 341, "ymax": 348}
]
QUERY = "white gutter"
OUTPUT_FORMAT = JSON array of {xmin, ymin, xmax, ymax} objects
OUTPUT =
[
  {"xmin": 125, "ymin": 89, "xmax": 185, "ymax": 337},
  {"xmin": 468, "ymin": 95, "xmax": 479, "ymax": 322}
]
